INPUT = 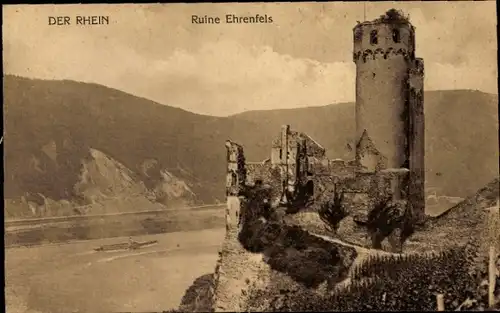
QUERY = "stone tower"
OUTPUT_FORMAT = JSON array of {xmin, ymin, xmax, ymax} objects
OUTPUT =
[{"xmin": 353, "ymin": 9, "xmax": 425, "ymax": 221}]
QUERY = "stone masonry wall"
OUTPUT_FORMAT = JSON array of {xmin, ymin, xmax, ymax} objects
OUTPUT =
[{"xmin": 212, "ymin": 224, "xmax": 271, "ymax": 312}]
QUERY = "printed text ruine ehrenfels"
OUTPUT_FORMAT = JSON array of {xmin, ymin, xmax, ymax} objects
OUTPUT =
[{"xmin": 192, "ymin": 14, "xmax": 273, "ymax": 24}]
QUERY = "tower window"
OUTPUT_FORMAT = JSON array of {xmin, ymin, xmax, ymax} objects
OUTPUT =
[
  {"xmin": 392, "ymin": 29, "xmax": 400, "ymax": 43},
  {"xmin": 370, "ymin": 30, "xmax": 378, "ymax": 45},
  {"xmin": 354, "ymin": 29, "xmax": 363, "ymax": 42}
]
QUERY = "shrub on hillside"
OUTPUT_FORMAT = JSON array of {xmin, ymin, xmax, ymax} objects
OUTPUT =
[
  {"xmin": 265, "ymin": 243, "xmax": 347, "ymax": 289},
  {"xmin": 238, "ymin": 219, "xmax": 283, "ymax": 253},
  {"xmin": 366, "ymin": 195, "xmax": 416, "ymax": 251},
  {"xmin": 178, "ymin": 273, "xmax": 215, "ymax": 312},
  {"xmin": 279, "ymin": 228, "xmax": 355, "ymax": 287},
  {"xmin": 318, "ymin": 185, "xmax": 348, "ymax": 234}
]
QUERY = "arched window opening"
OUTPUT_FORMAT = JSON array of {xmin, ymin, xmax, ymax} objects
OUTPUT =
[
  {"xmin": 370, "ymin": 30, "xmax": 378, "ymax": 45},
  {"xmin": 354, "ymin": 29, "xmax": 363, "ymax": 42},
  {"xmin": 392, "ymin": 29, "xmax": 400, "ymax": 43}
]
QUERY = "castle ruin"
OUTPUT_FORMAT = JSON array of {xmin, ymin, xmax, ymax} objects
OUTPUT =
[
  {"xmin": 214, "ymin": 9, "xmax": 427, "ymax": 311},
  {"xmin": 225, "ymin": 9, "xmax": 425, "ymax": 232}
]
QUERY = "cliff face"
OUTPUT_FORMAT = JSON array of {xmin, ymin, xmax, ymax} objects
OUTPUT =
[
  {"xmin": 74, "ymin": 148, "xmax": 149, "ymax": 204},
  {"xmin": 4, "ymin": 146, "xmax": 196, "ymax": 218},
  {"xmin": 140, "ymin": 160, "xmax": 197, "ymax": 207}
]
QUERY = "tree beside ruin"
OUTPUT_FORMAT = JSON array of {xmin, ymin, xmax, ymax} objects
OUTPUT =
[{"xmin": 318, "ymin": 184, "xmax": 348, "ymax": 234}]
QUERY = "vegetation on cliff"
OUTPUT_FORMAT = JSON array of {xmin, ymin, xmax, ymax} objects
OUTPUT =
[
  {"xmin": 237, "ymin": 186, "xmax": 357, "ymax": 289},
  {"xmin": 238, "ymin": 215, "xmax": 357, "ymax": 289}
]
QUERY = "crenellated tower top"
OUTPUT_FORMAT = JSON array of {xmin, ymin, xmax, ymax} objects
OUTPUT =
[{"xmin": 353, "ymin": 9, "xmax": 416, "ymax": 63}]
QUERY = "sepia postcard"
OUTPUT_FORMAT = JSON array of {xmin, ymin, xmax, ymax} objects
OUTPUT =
[{"xmin": 3, "ymin": 2, "xmax": 499, "ymax": 312}]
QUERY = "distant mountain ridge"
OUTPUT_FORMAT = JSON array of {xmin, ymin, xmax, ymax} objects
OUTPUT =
[{"xmin": 3, "ymin": 75, "xmax": 498, "ymax": 217}]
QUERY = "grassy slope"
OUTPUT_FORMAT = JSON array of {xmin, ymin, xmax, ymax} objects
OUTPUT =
[{"xmin": 407, "ymin": 177, "xmax": 500, "ymax": 253}]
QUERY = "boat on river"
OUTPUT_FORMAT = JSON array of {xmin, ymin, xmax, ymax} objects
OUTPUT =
[{"xmin": 94, "ymin": 239, "xmax": 158, "ymax": 252}]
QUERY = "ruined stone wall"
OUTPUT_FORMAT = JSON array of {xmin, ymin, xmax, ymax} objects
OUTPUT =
[
  {"xmin": 307, "ymin": 156, "xmax": 398, "ymax": 216},
  {"xmin": 212, "ymin": 197, "xmax": 272, "ymax": 312},
  {"xmin": 270, "ymin": 126, "xmax": 312, "ymax": 205},
  {"xmin": 270, "ymin": 147, "xmax": 280, "ymax": 165},
  {"xmin": 305, "ymin": 165, "xmax": 412, "ymax": 251},
  {"xmin": 308, "ymin": 157, "xmax": 330, "ymax": 176},
  {"xmin": 329, "ymin": 159, "xmax": 358, "ymax": 178},
  {"xmin": 213, "ymin": 143, "xmax": 272, "ymax": 311},
  {"xmin": 265, "ymin": 126, "xmax": 331, "ymax": 206},
  {"xmin": 286, "ymin": 140, "xmax": 299, "ymax": 195},
  {"xmin": 299, "ymin": 133, "xmax": 326, "ymax": 158},
  {"xmin": 225, "ymin": 140, "xmax": 246, "ymax": 197},
  {"xmin": 245, "ymin": 162, "xmax": 271, "ymax": 185},
  {"xmin": 246, "ymin": 162, "xmax": 282, "ymax": 205},
  {"xmin": 343, "ymin": 173, "xmax": 377, "ymax": 222}
]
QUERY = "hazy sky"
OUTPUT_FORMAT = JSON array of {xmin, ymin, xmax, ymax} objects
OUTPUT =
[{"xmin": 3, "ymin": 2, "xmax": 498, "ymax": 116}]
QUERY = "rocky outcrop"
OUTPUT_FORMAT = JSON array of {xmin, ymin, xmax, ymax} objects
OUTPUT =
[
  {"xmin": 139, "ymin": 159, "xmax": 197, "ymax": 207},
  {"xmin": 4, "ymin": 147, "xmax": 197, "ymax": 218},
  {"xmin": 74, "ymin": 148, "xmax": 148, "ymax": 204}
]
